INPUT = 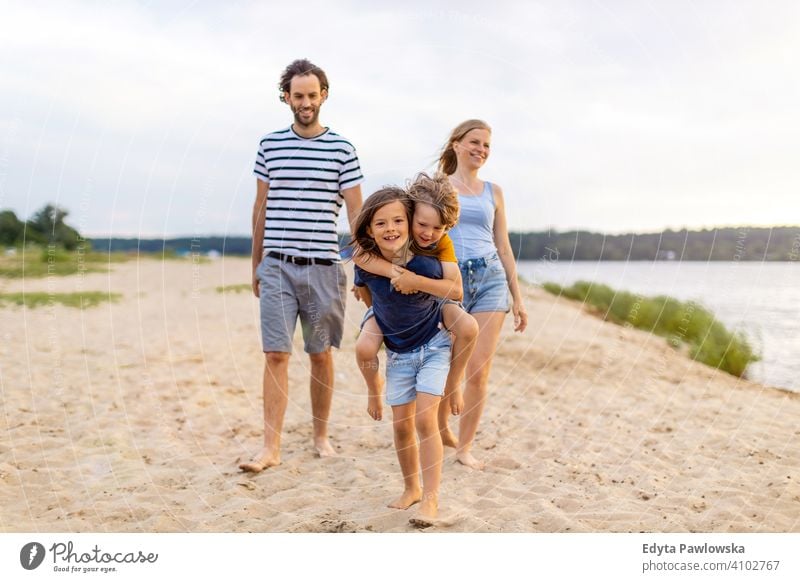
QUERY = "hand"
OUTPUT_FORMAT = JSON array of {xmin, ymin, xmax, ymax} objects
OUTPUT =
[
  {"xmin": 252, "ymin": 272, "xmax": 260, "ymax": 298},
  {"xmin": 351, "ymin": 285, "xmax": 363, "ymax": 302},
  {"xmin": 367, "ymin": 392, "xmax": 383, "ymax": 421},
  {"xmin": 449, "ymin": 388, "xmax": 464, "ymax": 416},
  {"xmin": 390, "ymin": 264, "xmax": 407, "ymax": 279},
  {"xmin": 391, "ymin": 271, "xmax": 419, "ymax": 295},
  {"xmin": 513, "ymin": 299, "xmax": 528, "ymax": 332}
]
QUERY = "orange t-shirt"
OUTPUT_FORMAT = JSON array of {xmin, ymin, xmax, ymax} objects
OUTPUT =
[{"xmin": 433, "ymin": 234, "xmax": 457, "ymax": 263}]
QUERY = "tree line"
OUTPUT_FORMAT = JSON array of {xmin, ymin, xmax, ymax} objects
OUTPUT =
[
  {"xmin": 0, "ymin": 205, "xmax": 82, "ymax": 249},
  {"xmin": 4, "ymin": 204, "xmax": 800, "ymax": 261}
]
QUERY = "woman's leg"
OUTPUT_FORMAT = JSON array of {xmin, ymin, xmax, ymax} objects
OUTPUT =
[
  {"xmin": 437, "ymin": 304, "xmax": 478, "ymax": 447},
  {"xmin": 457, "ymin": 311, "xmax": 506, "ymax": 470},
  {"xmin": 415, "ymin": 392, "xmax": 444, "ymax": 520},
  {"xmin": 388, "ymin": 401, "xmax": 422, "ymax": 509},
  {"xmin": 356, "ymin": 317, "xmax": 385, "ymax": 420}
]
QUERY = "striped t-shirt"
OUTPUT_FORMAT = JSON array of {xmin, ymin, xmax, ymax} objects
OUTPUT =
[{"xmin": 253, "ymin": 126, "xmax": 364, "ymax": 262}]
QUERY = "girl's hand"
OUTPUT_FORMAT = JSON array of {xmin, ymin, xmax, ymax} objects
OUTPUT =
[
  {"xmin": 513, "ymin": 299, "xmax": 528, "ymax": 332},
  {"xmin": 367, "ymin": 392, "xmax": 383, "ymax": 421},
  {"xmin": 391, "ymin": 271, "xmax": 420, "ymax": 294},
  {"xmin": 351, "ymin": 285, "xmax": 363, "ymax": 302},
  {"xmin": 252, "ymin": 272, "xmax": 260, "ymax": 298}
]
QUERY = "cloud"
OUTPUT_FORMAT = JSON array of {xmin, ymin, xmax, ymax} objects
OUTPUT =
[{"xmin": 1, "ymin": 0, "xmax": 799, "ymax": 235}]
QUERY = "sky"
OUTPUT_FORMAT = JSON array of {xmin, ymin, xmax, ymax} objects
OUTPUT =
[{"xmin": 1, "ymin": 0, "xmax": 798, "ymax": 237}]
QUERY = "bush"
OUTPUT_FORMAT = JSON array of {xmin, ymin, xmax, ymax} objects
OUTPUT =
[{"xmin": 544, "ymin": 280, "xmax": 760, "ymax": 377}]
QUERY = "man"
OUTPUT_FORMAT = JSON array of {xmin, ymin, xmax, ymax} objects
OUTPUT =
[{"xmin": 240, "ymin": 59, "xmax": 363, "ymax": 472}]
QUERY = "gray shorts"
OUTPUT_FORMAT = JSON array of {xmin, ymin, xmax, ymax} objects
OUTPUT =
[{"xmin": 256, "ymin": 255, "xmax": 347, "ymax": 353}]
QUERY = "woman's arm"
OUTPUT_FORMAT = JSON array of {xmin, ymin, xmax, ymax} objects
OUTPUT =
[{"xmin": 492, "ymin": 184, "xmax": 528, "ymax": 332}]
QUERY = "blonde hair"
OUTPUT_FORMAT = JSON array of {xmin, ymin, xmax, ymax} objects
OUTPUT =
[
  {"xmin": 408, "ymin": 172, "xmax": 459, "ymax": 229},
  {"xmin": 438, "ymin": 119, "xmax": 492, "ymax": 175}
]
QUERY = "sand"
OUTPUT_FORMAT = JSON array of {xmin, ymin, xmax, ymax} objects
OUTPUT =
[{"xmin": 0, "ymin": 257, "xmax": 797, "ymax": 533}]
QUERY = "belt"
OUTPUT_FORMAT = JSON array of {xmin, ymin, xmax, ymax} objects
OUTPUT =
[{"xmin": 267, "ymin": 251, "xmax": 336, "ymax": 266}]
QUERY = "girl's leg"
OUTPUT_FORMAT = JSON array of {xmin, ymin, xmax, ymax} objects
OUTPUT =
[
  {"xmin": 356, "ymin": 317, "xmax": 385, "ymax": 420},
  {"xmin": 438, "ymin": 304, "xmax": 478, "ymax": 446},
  {"xmin": 415, "ymin": 392, "xmax": 444, "ymax": 520},
  {"xmin": 457, "ymin": 311, "xmax": 506, "ymax": 470},
  {"xmin": 388, "ymin": 401, "xmax": 422, "ymax": 509}
]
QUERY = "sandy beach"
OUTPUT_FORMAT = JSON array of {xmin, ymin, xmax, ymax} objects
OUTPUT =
[{"xmin": 1, "ymin": 257, "xmax": 797, "ymax": 533}]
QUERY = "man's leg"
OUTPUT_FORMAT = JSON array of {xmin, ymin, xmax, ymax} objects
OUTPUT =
[
  {"xmin": 239, "ymin": 351, "xmax": 290, "ymax": 472},
  {"xmin": 308, "ymin": 350, "xmax": 336, "ymax": 457},
  {"xmin": 240, "ymin": 256, "xmax": 297, "ymax": 473}
]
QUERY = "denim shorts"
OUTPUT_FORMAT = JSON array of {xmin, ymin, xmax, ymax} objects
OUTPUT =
[
  {"xmin": 385, "ymin": 329, "xmax": 451, "ymax": 406},
  {"xmin": 459, "ymin": 252, "xmax": 511, "ymax": 314},
  {"xmin": 257, "ymin": 254, "xmax": 346, "ymax": 353}
]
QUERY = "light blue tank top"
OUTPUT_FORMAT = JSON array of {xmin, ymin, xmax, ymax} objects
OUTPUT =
[{"xmin": 448, "ymin": 181, "xmax": 497, "ymax": 260}]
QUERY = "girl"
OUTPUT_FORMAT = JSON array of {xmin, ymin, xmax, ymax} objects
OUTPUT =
[
  {"xmin": 354, "ymin": 173, "xmax": 478, "ymax": 444},
  {"xmin": 440, "ymin": 119, "xmax": 529, "ymax": 470},
  {"xmin": 352, "ymin": 186, "xmax": 453, "ymax": 526}
]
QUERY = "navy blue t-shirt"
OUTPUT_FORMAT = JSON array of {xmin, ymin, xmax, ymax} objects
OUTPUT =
[{"xmin": 354, "ymin": 255, "xmax": 444, "ymax": 353}]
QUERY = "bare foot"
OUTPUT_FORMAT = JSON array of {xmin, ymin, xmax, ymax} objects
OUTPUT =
[
  {"xmin": 456, "ymin": 450, "xmax": 485, "ymax": 470},
  {"xmin": 409, "ymin": 492, "xmax": 439, "ymax": 528},
  {"xmin": 440, "ymin": 428, "xmax": 458, "ymax": 448},
  {"xmin": 239, "ymin": 448, "xmax": 281, "ymax": 473},
  {"xmin": 314, "ymin": 438, "xmax": 337, "ymax": 458},
  {"xmin": 387, "ymin": 487, "xmax": 422, "ymax": 510}
]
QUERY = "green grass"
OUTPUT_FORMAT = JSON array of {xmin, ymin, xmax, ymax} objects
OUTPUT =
[
  {"xmin": 0, "ymin": 246, "xmax": 130, "ymax": 278},
  {"xmin": 0, "ymin": 291, "xmax": 122, "ymax": 308},
  {"xmin": 543, "ymin": 280, "xmax": 760, "ymax": 378},
  {"xmin": 215, "ymin": 283, "xmax": 251, "ymax": 294}
]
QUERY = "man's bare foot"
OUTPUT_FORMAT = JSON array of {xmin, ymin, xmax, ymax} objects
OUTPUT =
[
  {"xmin": 238, "ymin": 448, "xmax": 281, "ymax": 473},
  {"xmin": 456, "ymin": 450, "xmax": 485, "ymax": 470},
  {"xmin": 387, "ymin": 487, "xmax": 422, "ymax": 510},
  {"xmin": 440, "ymin": 428, "xmax": 458, "ymax": 448},
  {"xmin": 314, "ymin": 438, "xmax": 337, "ymax": 458}
]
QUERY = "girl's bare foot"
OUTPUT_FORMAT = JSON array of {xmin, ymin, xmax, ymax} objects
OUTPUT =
[
  {"xmin": 456, "ymin": 450, "xmax": 485, "ymax": 470},
  {"xmin": 409, "ymin": 492, "xmax": 439, "ymax": 528},
  {"xmin": 239, "ymin": 448, "xmax": 281, "ymax": 473},
  {"xmin": 387, "ymin": 487, "xmax": 422, "ymax": 509},
  {"xmin": 314, "ymin": 438, "xmax": 337, "ymax": 458}
]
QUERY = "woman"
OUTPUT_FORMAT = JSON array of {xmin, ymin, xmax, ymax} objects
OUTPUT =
[{"xmin": 438, "ymin": 119, "xmax": 528, "ymax": 470}]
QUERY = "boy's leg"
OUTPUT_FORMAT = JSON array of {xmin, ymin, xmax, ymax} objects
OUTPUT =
[
  {"xmin": 389, "ymin": 401, "xmax": 422, "ymax": 509},
  {"xmin": 414, "ymin": 392, "xmax": 444, "ymax": 520},
  {"xmin": 438, "ymin": 304, "xmax": 478, "ymax": 447},
  {"xmin": 356, "ymin": 316, "xmax": 385, "ymax": 420}
]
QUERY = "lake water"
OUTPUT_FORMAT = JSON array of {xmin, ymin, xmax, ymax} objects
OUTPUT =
[{"xmin": 516, "ymin": 260, "xmax": 800, "ymax": 391}]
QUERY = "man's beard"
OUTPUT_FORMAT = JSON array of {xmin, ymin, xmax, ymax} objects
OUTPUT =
[{"xmin": 292, "ymin": 106, "xmax": 319, "ymax": 128}]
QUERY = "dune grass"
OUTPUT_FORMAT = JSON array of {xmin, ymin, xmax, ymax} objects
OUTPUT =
[
  {"xmin": 0, "ymin": 246, "xmax": 130, "ymax": 278},
  {"xmin": 215, "ymin": 283, "xmax": 251, "ymax": 294},
  {"xmin": 0, "ymin": 291, "xmax": 122, "ymax": 309},
  {"xmin": 542, "ymin": 280, "xmax": 760, "ymax": 378}
]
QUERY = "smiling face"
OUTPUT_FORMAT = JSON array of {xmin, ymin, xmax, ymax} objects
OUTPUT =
[
  {"xmin": 366, "ymin": 200, "xmax": 410, "ymax": 259},
  {"xmin": 453, "ymin": 128, "xmax": 491, "ymax": 171},
  {"xmin": 284, "ymin": 73, "xmax": 327, "ymax": 130},
  {"xmin": 412, "ymin": 202, "xmax": 446, "ymax": 248}
]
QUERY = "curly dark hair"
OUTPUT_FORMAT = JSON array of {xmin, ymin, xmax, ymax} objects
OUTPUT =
[{"xmin": 279, "ymin": 59, "xmax": 329, "ymax": 103}]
